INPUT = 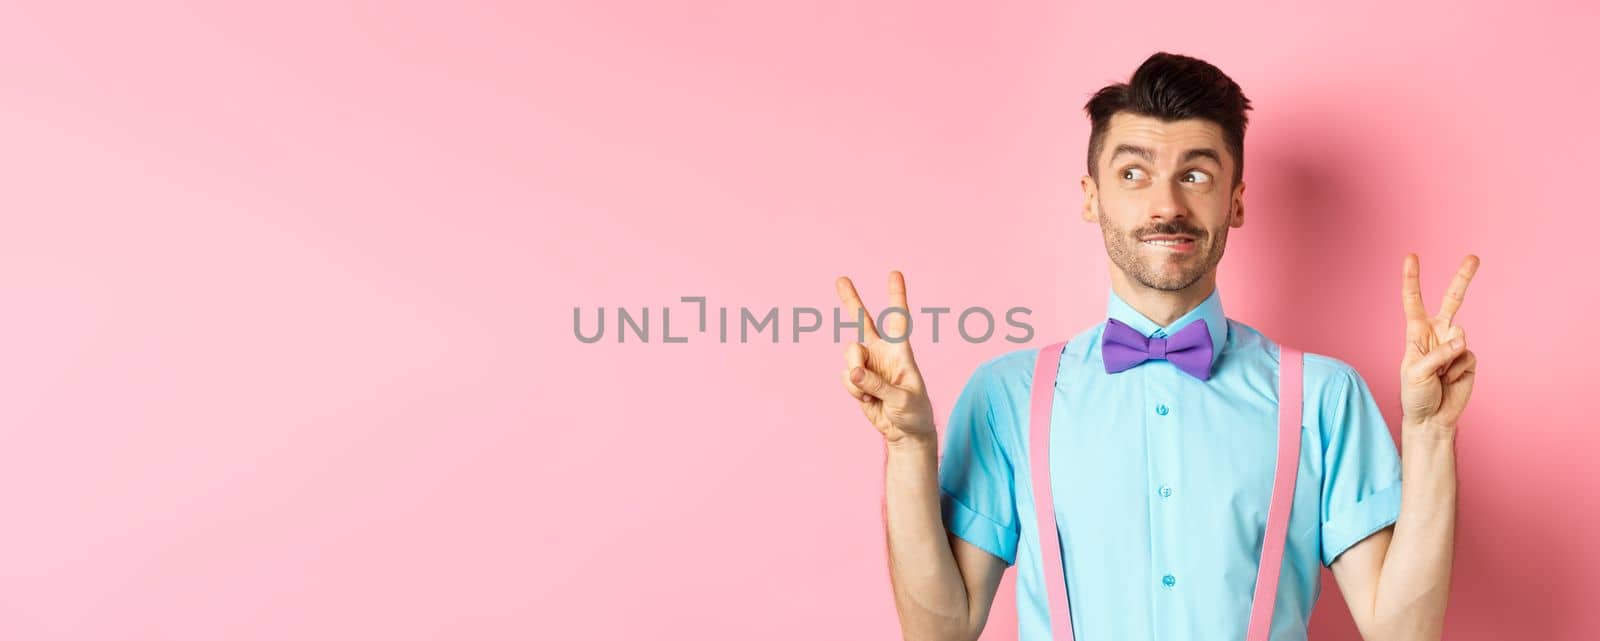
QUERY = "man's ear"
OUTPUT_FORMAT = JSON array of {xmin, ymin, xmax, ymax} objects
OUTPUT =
[
  {"xmin": 1080, "ymin": 174, "xmax": 1098, "ymax": 223},
  {"xmin": 1230, "ymin": 180, "xmax": 1246, "ymax": 228}
]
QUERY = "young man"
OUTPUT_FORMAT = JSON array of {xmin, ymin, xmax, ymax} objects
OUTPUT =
[{"xmin": 836, "ymin": 52, "xmax": 1478, "ymax": 641}]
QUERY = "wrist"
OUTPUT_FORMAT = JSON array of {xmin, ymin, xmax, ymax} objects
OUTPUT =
[
  {"xmin": 886, "ymin": 432, "xmax": 938, "ymax": 456},
  {"xmin": 1403, "ymin": 416, "xmax": 1459, "ymax": 441}
]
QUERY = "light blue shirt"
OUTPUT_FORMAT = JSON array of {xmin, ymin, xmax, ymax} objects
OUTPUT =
[{"xmin": 938, "ymin": 285, "xmax": 1403, "ymax": 641}]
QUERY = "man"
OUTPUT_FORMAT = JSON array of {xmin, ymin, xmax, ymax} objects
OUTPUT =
[{"xmin": 836, "ymin": 52, "xmax": 1478, "ymax": 641}]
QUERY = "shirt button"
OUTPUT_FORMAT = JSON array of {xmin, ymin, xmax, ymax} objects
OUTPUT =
[
  {"xmin": 1162, "ymin": 574, "xmax": 1176, "ymax": 588},
  {"xmin": 1158, "ymin": 485, "xmax": 1173, "ymax": 499},
  {"xmin": 1155, "ymin": 404, "xmax": 1169, "ymax": 416}
]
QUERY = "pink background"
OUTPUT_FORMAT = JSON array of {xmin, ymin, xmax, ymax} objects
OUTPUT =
[{"xmin": 1, "ymin": 1, "xmax": 1594, "ymax": 639}]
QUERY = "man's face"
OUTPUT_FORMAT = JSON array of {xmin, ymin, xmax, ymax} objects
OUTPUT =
[{"xmin": 1081, "ymin": 112, "xmax": 1245, "ymax": 292}]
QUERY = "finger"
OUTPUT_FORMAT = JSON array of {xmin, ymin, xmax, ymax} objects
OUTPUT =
[
  {"xmin": 843, "ymin": 343, "xmax": 869, "ymax": 399},
  {"xmin": 845, "ymin": 341, "xmax": 868, "ymax": 372},
  {"xmin": 850, "ymin": 365, "xmax": 908, "ymax": 406},
  {"xmin": 841, "ymin": 368, "xmax": 867, "ymax": 402},
  {"xmin": 834, "ymin": 276, "xmax": 881, "ymax": 342},
  {"xmin": 883, "ymin": 270, "xmax": 910, "ymax": 341},
  {"xmin": 1444, "ymin": 348, "xmax": 1476, "ymax": 385},
  {"xmin": 1433, "ymin": 326, "xmax": 1467, "ymax": 376},
  {"xmin": 1401, "ymin": 253, "xmax": 1427, "ymax": 321},
  {"xmin": 1405, "ymin": 318, "xmax": 1429, "ymax": 348},
  {"xmin": 1436, "ymin": 254, "xmax": 1479, "ymax": 326},
  {"xmin": 1407, "ymin": 335, "xmax": 1466, "ymax": 384}
]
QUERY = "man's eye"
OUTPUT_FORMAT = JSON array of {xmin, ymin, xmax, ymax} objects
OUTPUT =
[
  {"xmin": 1121, "ymin": 168, "xmax": 1147, "ymax": 180},
  {"xmin": 1182, "ymin": 170, "xmax": 1211, "ymax": 184}
]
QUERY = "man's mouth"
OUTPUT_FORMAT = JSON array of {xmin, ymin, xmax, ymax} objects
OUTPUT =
[{"xmin": 1140, "ymin": 235, "xmax": 1197, "ymax": 252}]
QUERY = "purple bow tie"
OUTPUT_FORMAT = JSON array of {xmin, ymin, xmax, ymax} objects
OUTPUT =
[{"xmin": 1102, "ymin": 317, "xmax": 1214, "ymax": 380}]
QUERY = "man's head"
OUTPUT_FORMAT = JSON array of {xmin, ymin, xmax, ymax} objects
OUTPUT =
[{"xmin": 1080, "ymin": 52, "xmax": 1252, "ymax": 293}]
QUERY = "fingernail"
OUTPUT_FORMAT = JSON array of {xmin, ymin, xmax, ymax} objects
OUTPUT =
[{"xmin": 1450, "ymin": 338, "xmax": 1463, "ymax": 349}]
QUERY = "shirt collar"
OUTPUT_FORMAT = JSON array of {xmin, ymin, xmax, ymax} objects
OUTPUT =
[{"xmin": 1104, "ymin": 285, "xmax": 1229, "ymax": 370}]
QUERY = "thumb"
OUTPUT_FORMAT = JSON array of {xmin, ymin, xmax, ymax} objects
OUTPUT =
[
  {"xmin": 850, "ymin": 366, "xmax": 907, "ymax": 405},
  {"xmin": 1407, "ymin": 337, "xmax": 1465, "ymax": 384}
]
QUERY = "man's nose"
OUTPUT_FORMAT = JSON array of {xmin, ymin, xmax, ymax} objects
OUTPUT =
[{"xmin": 1148, "ymin": 182, "xmax": 1188, "ymax": 220}]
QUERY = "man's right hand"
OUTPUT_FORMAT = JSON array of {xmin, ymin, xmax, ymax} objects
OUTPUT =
[{"xmin": 836, "ymin": 271, "xmax": 937, "ymax": 447}]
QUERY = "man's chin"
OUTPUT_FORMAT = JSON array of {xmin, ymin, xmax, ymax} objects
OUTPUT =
[{"xmin": 1134, "ymin": 268, "xmax": 1206, "ymax": 291}]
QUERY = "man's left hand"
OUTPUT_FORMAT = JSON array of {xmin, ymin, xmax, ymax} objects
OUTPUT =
[{"xmin": 1398, "ymin": 253, "xmax": 1480, "ymax": 430}]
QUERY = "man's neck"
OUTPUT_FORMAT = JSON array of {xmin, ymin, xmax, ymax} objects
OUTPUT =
[{"xmin": 1109, "ymin": 271, "xmax": 1217, "ymax": 328}]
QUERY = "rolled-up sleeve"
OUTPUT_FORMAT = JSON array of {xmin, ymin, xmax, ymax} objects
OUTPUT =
[
  {"xmin": 1318, "ymin": 363, "xmax": 1404, "ymax": 567},
  {"xmin": 938, "ymin": 362, "xmax": 1020, "ymax": 566}
]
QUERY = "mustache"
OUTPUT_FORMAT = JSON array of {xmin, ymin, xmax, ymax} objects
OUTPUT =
[{"xmin": 1135, "ymin": 222, "xmax": 1205, "ymax": 239}]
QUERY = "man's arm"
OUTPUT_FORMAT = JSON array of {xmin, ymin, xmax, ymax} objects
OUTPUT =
[
  {"xmin": 836, "ymin": 272, "xmax": 1005, "ymax": 640},
  {"xmin": 1331, "ymin": 419, "xmax": 1457, "ymax": 641},
  {"xmin": 884, "ymin": 436, "xmax": 1007, "ymax": 641},
  {"xmin": 949, "ymin": 530, "xmax": 1008, "ymax": 637},
  {"xmin": 1333, "ymin": 253, "xmax": 1478, "ymax": 641}
]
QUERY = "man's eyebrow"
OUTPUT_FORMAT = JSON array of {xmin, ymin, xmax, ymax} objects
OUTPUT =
[
  {"xmin": 1181, "ymin": 148, "xmax": 1222, "ymax": 165},
  {"xmin": 1109, "ymin": 144, "xmax": 1154, "ymax": 163},
  {"xmin": 1108, "ymin": 144, "xmax": 1223, "ymax": 166}
]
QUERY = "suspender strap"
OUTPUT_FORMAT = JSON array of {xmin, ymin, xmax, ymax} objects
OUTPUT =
[
  {"xmin": 1028, "ymin": 341, "xmax": 1074, "ymax": 641},
  {"xmin": 1246, "ymin": 345, "xmax": 1302, "ymax": 641},
  {"xmin": 1026, "ymin": 342, "xmax": 1303, "ymax": 641}
]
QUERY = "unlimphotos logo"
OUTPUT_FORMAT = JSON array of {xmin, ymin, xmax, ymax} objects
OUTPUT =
[{"xmin": 574, "ymin": 296, "xmax": 1034, "ymax": 344}]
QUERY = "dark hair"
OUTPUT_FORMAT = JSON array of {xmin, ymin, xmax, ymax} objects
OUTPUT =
[{"xmin": 1085, "ymin": 52, "xmax": 1252, "ymax": 187}]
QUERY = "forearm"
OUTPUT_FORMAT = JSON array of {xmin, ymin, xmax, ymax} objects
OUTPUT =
[
  {"xmin": 883, "ymin": 436, "xmax": 971, "ymax": 641},
  {"xmin": 1371, "ymin": 419, "xmax": 1458, "ymax": 641}
]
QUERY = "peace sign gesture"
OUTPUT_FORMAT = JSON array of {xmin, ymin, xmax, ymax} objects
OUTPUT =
[
  {"xmin": 1399, "ymin": 253, "xmax": 1480, "ymax": 429},
  {"xmin": 836, "ymin": 271, "xmax": 937, "ymax": 446}
]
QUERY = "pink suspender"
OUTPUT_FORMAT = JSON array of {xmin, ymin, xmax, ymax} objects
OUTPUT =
[
  {"xmin": 1026, "ymin": 342, "xmax": 1303, "ymax": 641},
  {"xmin": 1027, "ymin": 341, "xmax": 1077, "ymax": 641},
  {"xmin": 1247, "ymin": 345, "xmax": 1303, "ymax": 641}
]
